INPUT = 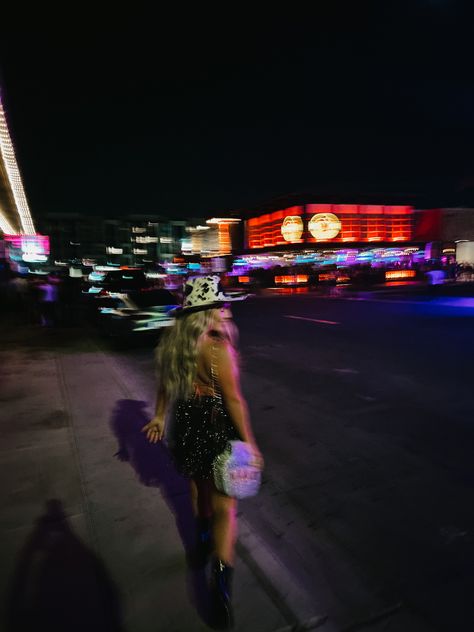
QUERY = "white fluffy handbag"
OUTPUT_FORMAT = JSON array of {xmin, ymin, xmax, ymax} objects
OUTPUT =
[
  {"xmin": 210, "ymin": 343, "xmax": 261, "ymax": 499},
  {"xmin": 213, "ymin": 440, "xmax": 261, "ymax": 499}
]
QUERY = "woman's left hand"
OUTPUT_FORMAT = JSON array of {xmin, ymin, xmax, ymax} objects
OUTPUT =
[{"xmin": 141, "ymin": 417, "xmax": 165, "ymax": 443}]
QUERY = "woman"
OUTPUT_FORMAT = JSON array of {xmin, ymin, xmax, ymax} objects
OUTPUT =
[{"xmin": 142, "ymin": 275, "xmax": 263, "ymax": 629}]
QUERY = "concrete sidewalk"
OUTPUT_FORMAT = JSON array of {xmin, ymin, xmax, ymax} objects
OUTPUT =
[{"xmin": 0, "ymin": 322, "xmax": 334, "ymax": 632}]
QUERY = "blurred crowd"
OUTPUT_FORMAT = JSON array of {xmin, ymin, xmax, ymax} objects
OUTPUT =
[{"xmin": 1, "ymin": 271, "xmax": 83, "ymax": 327}]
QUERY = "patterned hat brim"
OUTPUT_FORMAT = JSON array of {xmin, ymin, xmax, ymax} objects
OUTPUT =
[{"xmin": 171, "ymin": 293, "xmax": 248, "ymax": 317}]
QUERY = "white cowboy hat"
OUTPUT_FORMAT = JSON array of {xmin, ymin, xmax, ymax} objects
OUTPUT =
[{"xmin": 172, "ymin": 275, "xmax": 247, "ymax": 316}]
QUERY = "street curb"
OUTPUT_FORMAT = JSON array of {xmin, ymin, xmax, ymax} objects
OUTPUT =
[{"xmin": 237, "ymin": 517, "xmax": 338, "ymax": 632}]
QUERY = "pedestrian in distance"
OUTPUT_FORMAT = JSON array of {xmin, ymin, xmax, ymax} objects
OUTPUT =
[
  {"xmin": 142, "ymin": 275, "xmax": 263, "ymax": 629},
  {"xmin": 37, "ymin": 274, "xmax": 60, "ymax": 327}
]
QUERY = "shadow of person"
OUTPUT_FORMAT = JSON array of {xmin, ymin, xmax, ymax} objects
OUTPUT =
[
  {"xmin": 6, "ymin": 499, "xmax": 124, "ymax": 632},
  {"xmin": 109, "ymin": 399, "xmax": 209, "ymax": 622}
]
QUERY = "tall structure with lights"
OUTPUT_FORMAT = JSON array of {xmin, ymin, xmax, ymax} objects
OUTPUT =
[{"xmin": 0, "ymin": 92, "xmax": 36, "ymax": 235}]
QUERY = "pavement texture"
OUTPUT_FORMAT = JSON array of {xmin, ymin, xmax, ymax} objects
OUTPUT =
[{"xmin": 0, "ymin": 319, "xmax": 337, "ymax": 632}]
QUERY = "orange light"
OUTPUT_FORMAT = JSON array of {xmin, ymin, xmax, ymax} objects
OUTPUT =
[
  {"xmin": 238, "ymin": 276, "xmax": 250, "ymax": 283},
  {"xmin": 385, "ymin": 270, "xmax": 416, "ymax": 280},
  {"xmin": 274, "ymin": 275, "xmax": 307, "ymax": 285}
]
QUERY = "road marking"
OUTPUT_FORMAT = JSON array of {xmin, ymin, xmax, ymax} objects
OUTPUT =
[
  {"xmin": 343, "ymin": 297, "xmax": 474, "ymax": 308},
  {"xmin": 284, "ymin": 315, "xmax": 340, "ymax": 325}
]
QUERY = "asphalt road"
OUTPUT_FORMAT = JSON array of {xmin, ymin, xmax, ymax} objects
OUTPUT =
[{"xmin": 105, "ymin": 293, "xmax": 474, "ymax": 631}]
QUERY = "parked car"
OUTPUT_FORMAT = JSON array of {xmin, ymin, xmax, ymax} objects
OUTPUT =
[
  {"xmin": 84, "ymin": 268, "xmax": 148, "ymax": 294},
  {"xmin": 97, "ymin": 287, "xmax": 178, "ymax": 336}
]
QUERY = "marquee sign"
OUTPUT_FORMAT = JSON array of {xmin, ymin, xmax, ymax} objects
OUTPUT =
[{"xmin": 4, "ymin": 234, "xmax": 50, "ymax": 262}]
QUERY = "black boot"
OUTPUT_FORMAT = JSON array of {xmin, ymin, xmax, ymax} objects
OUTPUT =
[
  {"xmin": 187, "ymin": 517, "xmax": 212, "ymax": 569},
  {"xmin": 211, "ymin": 558, "xmax": 234, "ymax": 629}
]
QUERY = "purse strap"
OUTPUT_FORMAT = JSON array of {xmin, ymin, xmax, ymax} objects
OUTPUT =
[{"xmin": 210, "ymin": 343, "xmax": 223, "ymax": 408}]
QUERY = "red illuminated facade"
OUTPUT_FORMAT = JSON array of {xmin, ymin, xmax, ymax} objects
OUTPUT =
[{"xmin": 246, "ymin": 204, "xmax": 415, "ymax": 249}]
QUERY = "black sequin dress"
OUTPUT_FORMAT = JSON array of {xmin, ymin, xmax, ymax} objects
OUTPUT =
[{"xmin": 168, "ymin": 394, "xmax": 240, "ymax": 479}]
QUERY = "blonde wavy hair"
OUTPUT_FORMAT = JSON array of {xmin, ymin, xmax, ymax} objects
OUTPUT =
[{"xmin": 156, "ymin": 308, "xmax": 238, "ymax": 402}]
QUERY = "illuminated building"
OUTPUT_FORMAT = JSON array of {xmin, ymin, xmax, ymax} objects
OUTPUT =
[
  {"xmin": 0, "ymin": 93, "xmax": 36, "ymax": 236},
  {"xmin": 184, "ymin": 218, "xmax": 241, "ymax": 257},
  {"xmin": 221, "ymin": 195, "xmax": 474, "ymax": 283},
  {"xmin": 0, "ymin": 92, "xmax": 51, "ymax": 271},
  {"xmin": 246, "ymin": 204, "xmax": 415, "ymax": 249}
]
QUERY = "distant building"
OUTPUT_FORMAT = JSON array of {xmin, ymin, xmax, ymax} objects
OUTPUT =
[
  {"xmin": 37, "ymin": 213, "xmax": 202, "ymax": 265},
  {"xmin": 183, "ymin": 218, "xmax": 242, "ymax": 257}
]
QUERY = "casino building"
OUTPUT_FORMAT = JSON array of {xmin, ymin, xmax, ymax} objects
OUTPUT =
[
  {"xmin": 0, "ymin": 91, "xmax": 49, "ymax": 271},
  {"xmin": 245, "ymin": 203, "xmax": 418, "ymax": 250},
  {"xmin": 226, "ymin": 195, "xmax": 474, "ymax": 282}
]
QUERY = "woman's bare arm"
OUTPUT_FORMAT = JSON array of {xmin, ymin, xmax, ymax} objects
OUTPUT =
[
  {"xmin": 155, "ymin": 382, "xmax": 168, "ymax": 418},
  {"xmin": 213, "ymin": 340, "xmax": 259, "ymax": 450}
]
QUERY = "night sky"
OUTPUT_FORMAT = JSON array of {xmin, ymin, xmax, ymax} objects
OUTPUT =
[{"xmin": 1, "ymin": 2, "xmax": 474, "ymax": 220}]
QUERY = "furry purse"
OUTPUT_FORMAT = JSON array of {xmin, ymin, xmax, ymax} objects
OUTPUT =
[{"xmin": 210, "ymin": 344, "xmax": 261, "ymax": 499}]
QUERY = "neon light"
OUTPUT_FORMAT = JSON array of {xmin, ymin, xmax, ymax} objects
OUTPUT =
[
  {"xmin": 385, "ymin": 270, "xmax": 416, "ymax": 280},
  {"xmin": 318, "ymin": 273, "xmax": 336, "ymax": 281},
  {"xmin": 274, "ymin": 274, "xmax": 308, "ymax": 285},
  {"xmin": 4, "ymin": 234, "xmax": 49, "ymax": 260},
  {"xmin": 206, "ymin": 218, "xmax": 241, "ymax": 225},
  {"xmin": 0, "ymin": 94, "xmax": 35, "ymax": 234}
]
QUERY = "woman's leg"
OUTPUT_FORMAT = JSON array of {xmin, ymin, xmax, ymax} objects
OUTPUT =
[
  {"xmin": 190, "ymin": 478, "xmax": 212, "ymax": 519},
  {"xmin": 188, "ymin": 479, "xmax": 213, "ymax": 566},
  {"xmin": 209, "ymin": 486, "xmax": 237, "ymax": 628},
  {"xmin": 210, "ymin": 486, "xmax": 237, "ymax": 564}
]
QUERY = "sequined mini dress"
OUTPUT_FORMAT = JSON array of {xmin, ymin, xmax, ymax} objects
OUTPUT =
[{"xmin": 169, "ymin": 393, "xmax": 240, "ymax": 479}]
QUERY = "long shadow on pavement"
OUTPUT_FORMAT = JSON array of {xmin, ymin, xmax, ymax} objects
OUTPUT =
[
  {"xmin": 109, "ymin": 399, "xmax": 210, "ymax": 625},
  {"xmin": 6, "ymin": 499, "xmax": 124, "ymax": 632}
]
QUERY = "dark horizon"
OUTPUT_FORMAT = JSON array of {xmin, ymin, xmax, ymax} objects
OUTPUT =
[{"xmin": 2, "ymin": 4, "xmax": 474, "ymax": 221}]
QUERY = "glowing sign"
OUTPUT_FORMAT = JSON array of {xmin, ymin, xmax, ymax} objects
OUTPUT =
[
  {"xmin": 308, "ymin": 213, "xmax": 341, "ymax": 240},
  {"xmin": 4, "ymin": 234, "xmax": 50, "ymax": 262},
  {"xmin": 274, "ymin": 274, "xmax": 308, "ymax": 284},
  {"xmin": 281, "ymin": 216, "xmax": 304, "ymax": 242},
  {"xmin": 385, "ymin": 270, "xmax": 416, "ymax": 280}
]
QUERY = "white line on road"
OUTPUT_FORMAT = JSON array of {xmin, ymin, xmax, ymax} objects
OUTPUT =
[
  {"xmin": 284, "ymin": 315, "xmax": 340, "ymax": 325},
  {"xmin": 343, "ymin": 297, "xmax": 474, "ymax": 308}
]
